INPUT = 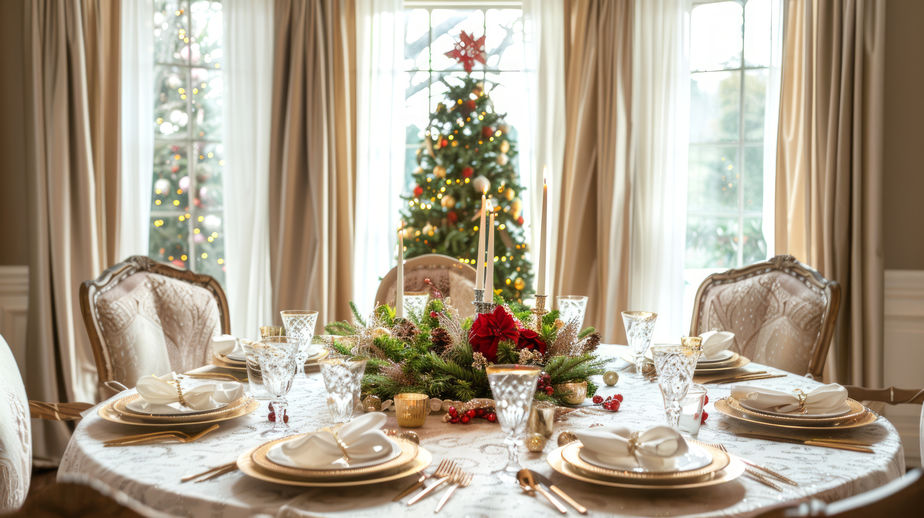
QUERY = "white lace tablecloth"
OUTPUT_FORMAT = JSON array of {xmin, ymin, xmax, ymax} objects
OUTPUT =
[{"xmin": 59, "ymin": 345, "xmax": 905, "ymax": 517}]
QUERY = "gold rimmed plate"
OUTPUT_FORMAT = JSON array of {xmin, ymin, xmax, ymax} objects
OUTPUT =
[
  {"xmin": 696, "ymin": 352, "xmax": 741, "ymax": 368},
  {"xmin": 237, "ymin": 443, "xmax": 432, "ymax": 487},
  {"xmin": 212, "ymin": 348, "xmax": 330, "ymax": 371},
  {"xmin": 113, "ymin": 393, "xmax": 250, "ymax": 422},
  {"xmin": 715, "ymin": 398, "xmax": 878, "ymax": 431},
  {"xmin": 548, "ymin": 446, "xmax": 745, "ymax": 490},
  {"xmin": 727, "ymin": 396, "xmax": 866, "ymax": 425},
  {"xmin": 694, "ymin": 355, "xmax": 751, "ymax": 374},
  {"xmin": 560, "ymin": 442, "xmax": 730, "ymax": 483},
  {"xmin": 253, "ymin": 436, "xmax": 418, "ymax": 480},
  {"xmin": 98, "ymin": 396, "xmax": 259, "ymax": 427}
]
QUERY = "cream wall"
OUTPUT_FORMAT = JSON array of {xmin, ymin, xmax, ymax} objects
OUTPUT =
[{"xmin": 0, "ymin": 0, "xmax": 28, "ymax": 266}]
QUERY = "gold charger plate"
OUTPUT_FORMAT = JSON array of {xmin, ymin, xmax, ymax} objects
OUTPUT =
[
  {"xmin": 98, "ymin": 396, "xmax": 259, "ymax": 427},
  {"xmin": 548, "ymin": 446, "xmax": 745, "ymax": 490},
  {"xmin": 560, "ymin": 441, "xmax": 730, "ymax": 484},
  {"xmin": 715, "ymin": 398, "xmax": 878, "ymax": 431},
  {"xmin": 694, "ymin": 355, "xmax": 751, "ymax": 374},
  {"xmin": 726, "ymin": 396, "xmax": 867, "ymax": 426},
  {"xmin": 696, "ymin": 352, "xmax": 741, "ymax": 368},
  {"xmin": 212, "ymin": 348, "xmax": 330, "ymax": 371},
  {"xmin": 252, "ymin": 436, "xmax": 418, "ymax": 480},
  {"xmin": 113, "ymin": 393, "xmax": 251, "ymax": 423},
  {"xmin": 238, "ymin": 444, "xmax": 432, "ymax": 487}
]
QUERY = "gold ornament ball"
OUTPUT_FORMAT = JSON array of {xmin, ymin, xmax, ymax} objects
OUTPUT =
[
  {"xmin": 397, "ymin": 431, "xmax": 420, "ymax": 445},
  {"xmin": 371, "ymin": 327, "xmax": 392, "ymax": 339},
  {"xmin": 433, "ymin": 165, "xmax": 447, "ymax": 178},
  {"xmin": 603, "ymin": 371, "xmax": 619, "ymax": 386},
  {"xmin": 505, "ymin": 187, "xmax": 516, "ymax": 201},
  {"xmin": 514, "ymin": 277, "xmax": 525, "ymax": 291},
  {"xmin": 497, "ymin": 123, "xmax": 509, "ymax": 134},
  {"xmin": 440, "ymin": 195, "xmax": 456, "ymax": 209},
  {"xmin": 525, "ymin": 433, "xmax": 547, "ymax": 452},
  {"xmin": 500, "ymin": 140, "xmax": 510, "ymax": 153},
  {"xmin": 497, "ymin": 153, "xmax": 509, "ymax": 166},
  {"xmin": 422, "ymin": 223, "xmax": 435, "ymax": 236},
  {"xmin": 557, "ymin": 431, "xmax": 578, "ymax": 447},
  {"xmin": 472, "ymin": 175, "xmax": 491, "ymax": 194},
  {"xmin": 414, "ymin": 167, "xmax": 423, "ymax": 175},
  {"xmin": 362, "ymin": 395, "xmax": 382, "ymax": 412}
]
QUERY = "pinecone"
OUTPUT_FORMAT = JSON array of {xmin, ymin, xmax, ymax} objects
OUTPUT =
[
  {"xmin": 430, "ymin": 327, "xmax": 453, "ymax": 354},
  {"xmin": 580, "ymin": 332, "xmax": 601, "ymax": 354},
  {"xmin": 393, "ymin": 318, "xmax": 419, "ymax": 342}
]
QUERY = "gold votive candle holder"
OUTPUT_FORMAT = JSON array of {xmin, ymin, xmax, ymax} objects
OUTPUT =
[
  {"xmin": 528, "ymin": 401, "xmax": 556, "ymax": 438},
  {"xmin": 394, "ymin": 393, "xmax": 429, "ymax": 428},
  {"xmin": 259, "ymin": 326, "xmax": 285, "ymax": 339}
]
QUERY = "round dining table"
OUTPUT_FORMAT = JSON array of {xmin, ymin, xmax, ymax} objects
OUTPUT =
[{"xmin": 58, "ymin": 345, "xmax": 905, "ymax": 517}]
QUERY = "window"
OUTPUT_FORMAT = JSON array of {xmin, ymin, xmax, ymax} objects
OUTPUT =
[
  {"xmin": 149, "ymin": 0, "xmax": 227, "ymax": 284},
  {"xmin": 683, "ymin": 0, "xmax": 780, "ymax": 318}
]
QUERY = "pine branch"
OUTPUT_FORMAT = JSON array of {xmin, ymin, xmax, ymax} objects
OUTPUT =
[{"xmin": 350, "ymin": 301, "xmax": 367, "ymax": 327}]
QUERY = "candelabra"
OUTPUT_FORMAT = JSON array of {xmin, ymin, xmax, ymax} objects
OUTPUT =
[{"xmin": 532, "ymin": 294, "xmax": 548, "ymax": 332}]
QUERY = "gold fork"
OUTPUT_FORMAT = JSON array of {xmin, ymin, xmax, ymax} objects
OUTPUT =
[
  {"xmin": 713, "ymin": 443, "xmax": 797, "ymax": 486},
  {"xmin": 181, "ymin": 461, "xmax": 238, "ymax": 483},
  {"xmin": 693, "ymin": 440, "xmax": 785, "ymax": 491},
  {"xmin": 434, "ymin": 470, "xmax": 472, "ymax": 513},
  {"xmin": 104, "ymin": 424, "xmax": 220, "ymax": 447},
  {"xmin": 393, "ymin": 459, "xmax": 452, "ymax": 502},
  {"xmin": 407, "ymin": 465, "xmax": 460, "ymax": 506}
]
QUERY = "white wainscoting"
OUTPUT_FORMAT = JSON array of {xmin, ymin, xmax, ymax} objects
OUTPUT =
[
  {"xmin": 882, "ymin": 269, "xmax": 924, "ymax": 468},
  {"xmin": 0, "ymin": 265, "xmax": 28, "ymax": 380}
]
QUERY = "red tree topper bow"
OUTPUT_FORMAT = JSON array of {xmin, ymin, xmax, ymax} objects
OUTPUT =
[{"xmin": 445, "ymin": 31, "xmax": 486, "ymax": 73}]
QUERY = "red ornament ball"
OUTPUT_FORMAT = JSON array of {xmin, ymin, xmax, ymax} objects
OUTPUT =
[
  {"xmin": 614, "ymin": 394, "xmax": 624, "ymax": 402},
  {"xmin": 447, "ymin": 211, "xmax": 458, "ymax": 224},
  {"xmin": 592, "ymin": 395, "xmax": 603, "ymax": 404},
  {"xmin": 461, "ymin": 166, "xmax": 474, "ymax": 178},
  {"xmin": 516, "ymin": 216, "xmax": 524, "ymax": 225},
  {"xmin": 460, "ymin": 415, "xmax": 471, "ymax": 424},
  {"xmin": 481, "ymin": 126, "xmax": 494, "ymax": 139},
  {"xmin": 486, "ymin": 412, "xmax": 497, "ymax": 423},
  {"xmin": 465, "ymin": 99, "xmax": 477, "ymax": 112},
  {"xmin": 440, "ymin": 138, "xmax": 449, "ymax": 148},
  {"xmin": 465, "ymin": 409, "xmax": 477, "ymax": 419},
  {"xmin": 413, "ymin": 185, "xmax": 423, "ymax": 197}
]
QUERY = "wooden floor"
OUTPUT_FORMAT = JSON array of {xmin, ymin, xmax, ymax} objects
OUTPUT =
[{"xmin": 29, "ymin": 467, "xmax": 57, "ymax": 499}]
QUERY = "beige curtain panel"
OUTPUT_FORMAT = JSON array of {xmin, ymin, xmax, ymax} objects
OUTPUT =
[
  {"xmin": 775, "ymin": 0, "xmax": 885, "ymax": 385},
  {"xmin": 25, "ymin": 0, "xmax": 121, "ymax": 462},
  {"xmin": 556, "ymin": 0, "xmax": 634, "ymax": 344},
  {"xmin": 269, "ymin": 0, "xmax": 357, "ymax": 325}
]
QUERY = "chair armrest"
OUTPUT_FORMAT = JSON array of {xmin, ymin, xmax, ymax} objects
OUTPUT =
[{"xmin": 29, "ymin": 400, "xmax": 94, "ymax": 421}]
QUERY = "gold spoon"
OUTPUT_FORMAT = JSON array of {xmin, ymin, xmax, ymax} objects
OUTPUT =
[{"xmin": 517, "ymin": 469, "xmax": 567, "ymax": 514}]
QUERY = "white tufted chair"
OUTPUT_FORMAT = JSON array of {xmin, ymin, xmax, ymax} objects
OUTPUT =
[
  {"xmin": 374, "ymin": 254, "xmax": 478, "ymax": 319},
  {"xmin": 80, "ymin": 256, "xmax": 230, "ymax": 395},
  {"xmin": 689, "ymin": 255, "xmax": 840, "ymax": 379}
]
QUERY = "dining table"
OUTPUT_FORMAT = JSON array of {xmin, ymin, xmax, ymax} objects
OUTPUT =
[{"xmin": 57, "ymin": 344, "xmax": 905, "ymax": 517}]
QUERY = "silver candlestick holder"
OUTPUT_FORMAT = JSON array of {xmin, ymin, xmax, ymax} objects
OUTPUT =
[
  {"xmin": 532, "ymin": 294, "xmax": 548, "ymax": 331},
  {"xmin": 472, "ymin": 288, "xmax": 496, "ymax": 314}
]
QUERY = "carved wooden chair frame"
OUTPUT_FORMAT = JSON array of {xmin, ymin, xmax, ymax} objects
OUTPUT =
[
  {"xmin": 79, "ymin": 255, "xmax": 231, "ymax": 387},
  {"xmin": 689, "ymin": 254, "xmax": 841, "ymax": 379},
  {"xmin": 374, "ymin": 253, "xmax": 477, "ymax": 307}
]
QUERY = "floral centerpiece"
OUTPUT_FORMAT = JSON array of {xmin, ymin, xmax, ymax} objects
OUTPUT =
[{"xmin": 324, "ymin": 296, "xmax": 604, "ymax": 407}]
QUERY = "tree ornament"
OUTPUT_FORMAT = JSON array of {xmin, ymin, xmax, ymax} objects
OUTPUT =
[
  {"xmin": 461, "ymin": 166, "xmax": 474, "ymax": 178},
  {"xmin": 447, "ymin": 211, "xmax": 458, "ymax": 224},
  {"xmin": 444, "ymin": 31, "xmax": 487, "ymax": 73},
  {"xmin": 400, "ymin": 226, "xmax": 415, "ymax": 239},
  {"xmin": 465, "ymin": 99, "xmax": 477, "ymax": 112},
  {"xmin": 525, "ymin": 433, "xmax": 547, "ymax": 452},
  {"xmin": 414, "ymin": 166, "xmax": 423, "ymax": 175},
  {"xmin": 557, "ymin": 431, "xmax": 577, "ymax": 447},
  {"xmin": 440, "ymin": 138, "xmax": 449, "ymax": 149},
  {"xmin": 603, "ymin": 371, "xmax": 619, "ymax": 386},
  {"xmin": 497, "ymin": 153, "xmax": 509, "ymax": 166},
  {"xmin": 497, "ymin": 123, "xmax": 509, "ymax": 134},
  {"xmin": 397, "ymin": 431, "xmax": 420, "ymax": 444},
  {"xmin": 422, "ymin": 223, "xmax": 435, "ymax": 236},
  {"xmin": 413, "ymin": 185, "xmax": 423, "ymax": 197},
  {"xmin": 440, "ymin": 195, "xmax": 456, "ymax": 209},
  {"xmin": 511, "ymin": 199, "xmax": 522, "ymax": 219},
  {"xmin": 514, "ymin": 277, "xmax": 525, "ymax": 291},
  {"xmin": 500, "ymin": 140, "xmax": 510, "ymax": 153},
  {"xmin": 481, "ymin": 126, "xmax": 494, "ymax": 139},
  {"xmin": 362, "ymin": 395, "xmax": 382, "ymax": 412},
  {"xmin": 505, "ymin": 187, "xmax": 516, "ymax": 201},
  {"xmin": 516, "ymin": 216, "xmax": 524, "ymax": 225},
  {"xmin": 472, "ymin": 175, "xmax": 490, "ymax": 194},
  {"xmin": 433, "ymin": 165, "xmax": 447, "ymax": 178},
  {"xmin": 154, "ymin": 178, "xmax": 171, "ymax": 194},
  {"xmin": 371, "ymin": 327, "xmax": 392, "ymax": 339}
]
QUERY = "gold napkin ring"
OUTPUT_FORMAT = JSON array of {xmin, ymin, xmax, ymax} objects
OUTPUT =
[
  {"xmin": 626, "ymin": 431, "xmax": 642, "ymax": 458},
  {"xmin": 794, "ymin": 389, "xmax": 807, "ymax": 414},
  {"xmin": 324, "ymin": 428, "xmax": 351, "ymax": 461},
  {"xmin": 174, "ymin": 378, "xmax": 189, "ymax": 408}
]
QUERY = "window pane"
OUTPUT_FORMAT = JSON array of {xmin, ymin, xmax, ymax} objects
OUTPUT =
[
  {"xmin": 152, "ymin": 142, "xmax": 189, "ymax": 210},
  {"xmin": 149, "ymin": 215, "xmax": 189, "ymax": 269},
  {"xmin": 688, "ymin": 146, "xmax": 739, "ymax": 212},
  {"xmin": 193, "ymin": 213, "xmax": 226, "ymax": 280},
  {"xmin": 191, "ymin": 67, "xmax": 223, "ymax": 140},
  {"xmin": 190, "ymin": 0, "xmax": 223, "ymax": 67},
  {"xmin": 154, "ymin": 66, "xmax": 189, "ymax": 138},
  {"xmin": 685, "ymin": 215, "xmax": 739, "ymax": 269},
  {"xmin": 743, "ymin": 145, "xmax": 763, "ymax": 211},
  {"xmin": 193, "ymin": 142, "xmax": 223, "ymax": 210},
  {"xmin": 690, "ymin": 71, "xmax": 739, "ymax": 143},
  {"xmin": 743, "ymin": 69, "xmax": 768, "ymax": 141},
  {"xmin": 431, "ymin": 9, "xmax": 485, "ymax": 71},
  {"xmin": 153, "ymin": 0, "xmax": 189, "ymax": 65},
  {"xmin": 690, "ymin": 1, "xmax": 742, "ymax": 71},
  {"xmin": 405, "ymin": 9, "xmax": 430, "ymax": 71},
  {"xmin": 485, "ymin": 9, "xmax": 523, "ymax": 70},
  {"xmin": 742, "ymin": 216, "xmax": 768, "ymax": 265},
  {"xmin": 744, "ymin": 0, "xmax": 772, "ymax": 67}
]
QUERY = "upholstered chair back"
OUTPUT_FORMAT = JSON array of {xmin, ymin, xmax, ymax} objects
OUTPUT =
[
  {"xmin": 690, "ymin": 255, "xmax": 840, "ymax": 379},
  {"xmin": 80, "ymin": 256, "xmax": 230, "ymax": 394},
  {"xmin": 375, "ymin": 254, "xmax": 477, "ymax": 319},
  {"xmin": 0, "ymin": 335, "xmax": 31, "ymax": 512}
]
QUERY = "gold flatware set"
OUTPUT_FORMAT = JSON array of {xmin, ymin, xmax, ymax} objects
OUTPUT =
[
  {"xmin": 181, "ymin": 461, "xmax": 238, "ymax": 483},
  {"xmin": 104, "ymin": 424, "xmax": 220, "ymax": 447},
  {"xmin": 734, "ymin": 432, "xmax": 874, "ymax": 453},
  {"xmin": 393, "ymin": 459, "xmax": 475, "ymax": 513}
]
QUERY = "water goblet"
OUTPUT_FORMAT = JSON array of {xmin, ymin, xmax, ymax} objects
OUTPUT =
[
  {"xmin": 486, "ymin": 364, "xmax": 541, "ymax": 483},
  {"xmin": 622, "ymin": 311, "xmax": 658, "ymax": 377},
  {"xmin": 280, "ymin": 310, "xmax": 319, "ymax": 378},
  {"xmin": 557, "ymin": 295, "xmax": 588, "ymax": 328},
  {"xmin": 651, "ymin": 344, "xmax": 700, "ymax": 430},
  {"xmin": 252, "ymin": 336, "xmax": 298, "ymax": 433},
  {"xmin": 318, "ymin": 356, "xmax": 367, "ymax": 424}
]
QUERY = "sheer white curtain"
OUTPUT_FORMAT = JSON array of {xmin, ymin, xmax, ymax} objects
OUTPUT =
[
  {"xmin": 119, "ymin": 0, "xmax": 154, "ymax": 259},
  {"xmin": 353, "ymin": 0, "xmax": 406, "ymax": 314},
  {"xmin": 522, "ymin": 0, "xmax": 566, "ymax": 301},
  {"xmin": 629, "ymin": 0, "xmax": 690, "ymax": 342},
  {"xmin": 223, "ymin": 0, "xmax": 274, "ymax": 336}
]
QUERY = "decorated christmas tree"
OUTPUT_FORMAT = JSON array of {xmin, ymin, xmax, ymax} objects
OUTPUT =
[{"xmin": 400, "ymin": 32, "xmax": 533, "ymax": 302}]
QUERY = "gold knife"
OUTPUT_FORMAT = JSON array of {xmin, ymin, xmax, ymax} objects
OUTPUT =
[
  {"xmin": 736, "ymin": 432, "xmax": 874, "ymax": 453},
  {"xmin": 530, "ymin": 470, "xmax": 587, "ymax": 514},
  {"xmin": 713, "ymin": 374, "xmax": 787, "ymax": 384}
]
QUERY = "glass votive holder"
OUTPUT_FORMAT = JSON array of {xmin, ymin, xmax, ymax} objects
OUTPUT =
[
  {"xmin": 528, "ymin": 402, "xmax": 556, "ymax": 438},
  {"xmin": 259, "ymin": 326, "xmax": 285, "ymax": 339},
  {"xmin": 403, "ymin": 291, "xmax": 429, "ymax": 320},
  {"xmin": 677, "ymin": 384, "xmax": 708, "ymax": 436},
  {"xmin": 394, "ymin": 393, "xmax": 429, "ymax": 428},
  {"xmin": 239, "ymin": 339, "xmax": 270, "ymax": 400},
  {"xmin": 557, "ymin": 295, "xmax": 588, "ymax": 328}
]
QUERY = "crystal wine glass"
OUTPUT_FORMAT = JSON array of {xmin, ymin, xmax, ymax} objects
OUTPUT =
[
  {"xmin": 557, "ymin": 295, "xmax": 588, "ymax": 328},
  {"xmin": 622, "ymin": 311, "xmax": 658, "ymax": 377},
  {"xmin": 486, "ymin": 364, "xmax": 541, "ymax": 483},
  {"xmin": 318, "ymin": 357, "xmax": 367, "ymax": 424},
  {"xmin": 252, "ymin": 336, "xmax": 298, "ymax": 433},
  {"xmin": 652, "ymin": 344, "xmax": 701, "ymax": 430},
  {"xmin": 280, "ymin": 310, "xmax": 318, "ymax": 378}
]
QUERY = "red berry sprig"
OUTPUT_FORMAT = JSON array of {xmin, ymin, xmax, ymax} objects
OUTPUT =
[
  {"xmin": 592, "ymin": 394, "xmax": 623, "ymax": 412},
  {"xmin": 536, "ymin": 372, "xmax": 554, "ymax": 397},
  {"xmin": 267, "ymin": 402, "xmax": 289, "ymax": 424},
  {"xmin": 446, "ymin": 406, "xmax": 497, "ymax": 424}
]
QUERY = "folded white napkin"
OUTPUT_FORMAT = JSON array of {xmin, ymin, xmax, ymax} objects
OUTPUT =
[
  {"xmin": 279, "ymin": 412, "xmax": 394, "ymax": 469},
  {"xmin": 575, "ymin": 426, "xmax": 689, "ymax": 470},
  {"xmin": 211, "ymin": 334, "xmax": 242, "ymax": 357},
  {"xmin": 732, "ymin": 383, "xmax": 848, "ymax": 415},
  {"xmin": 699, "ymin": 330, "xmax": 735, "ymax": 359},
  {"xmin": 136, "ymin": 373, "xmax": 243, "ymax": 411}
]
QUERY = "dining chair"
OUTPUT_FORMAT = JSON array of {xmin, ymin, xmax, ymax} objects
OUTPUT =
[
  {"xmin": 374, "ymin": 254, "xmax": 478, "ymax": 319},
  {"xmin": 843, "ymin": 385, "xmax": 924, "ymax": 464},
  {"xmin": 754, "ymin": 468, "xmax": 924, "ymax": 517},
  {"xmin": 689, "ymin": 255, "xmax": 840, "ymax": 379},
  {"xmin": 79, "ymin": 255, "xmax": 230, "ymax": 395},
  {"xmin": 4, "ymin": 475, "xmax": 155, "ymax": 517},
  {"xmin": 0, "ymin": 335, "xmax": 92, "ymax": 513}
]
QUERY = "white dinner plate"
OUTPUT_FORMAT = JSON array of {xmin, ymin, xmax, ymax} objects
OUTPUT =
[
  {"xmin": 738, "ymin": 400, "xmax": 852, "ymax": 419},
  {"xmin": 697, "ymin": 350, "xmax": 735, "ymax": 364},
  {"xmin": 578, "ymin": 443, "xmax": 713, "ymax": 474},
  {"xmin": 125, "ymin": 398, "xmax": 229, "ymax": 416},
  {"xmin": 265, "ymin": 438, "xmax": 401, "ymax": 471}
]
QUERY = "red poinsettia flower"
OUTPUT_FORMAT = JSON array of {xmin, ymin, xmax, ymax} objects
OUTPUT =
[
  {"xmin": 516, "ymin": 329, "xmax": 547, "ymax": 356},
  {"xmin": 469, "ymin": 305, "xmax": 519, "ymax": 362}
]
